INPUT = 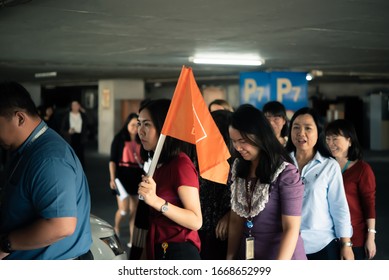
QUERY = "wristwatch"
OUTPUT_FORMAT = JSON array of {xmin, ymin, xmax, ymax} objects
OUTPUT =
[
  {"xmin": 160, "ymin": 200, "xmax": 169, "ymax": 213},
  {"xmin": 0, "ymin": 234, "xmax": 13, "ymax": 253},
  {"xmin": 341, "ymin": 241, "xmax": 353, "ymax": 247}
]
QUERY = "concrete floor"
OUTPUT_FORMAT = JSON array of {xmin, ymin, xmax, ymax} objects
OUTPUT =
[{"xmin": 85, "ymin": 147, "xmax": 389, "ymax": 260}]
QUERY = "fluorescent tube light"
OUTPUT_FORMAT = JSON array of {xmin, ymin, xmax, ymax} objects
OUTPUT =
[
  {"xmin": 34, "ymin": 72, "xmax": 57, "ymax": 78},
  {"xmin": 190, "ymin": 56, "xmax": 264, "ymax": 66}
]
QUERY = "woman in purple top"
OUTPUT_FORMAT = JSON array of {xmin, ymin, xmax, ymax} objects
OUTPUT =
[{"xmin": 227, "ymin": 104, "xmax": 306, "ymax": 260}]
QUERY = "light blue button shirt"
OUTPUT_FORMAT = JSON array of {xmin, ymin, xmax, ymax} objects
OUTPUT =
[{"xmin": 290, "ymin": 151, "xmax": 353, "ymax": 254}]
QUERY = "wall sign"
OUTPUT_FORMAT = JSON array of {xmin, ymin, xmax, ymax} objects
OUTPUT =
[{"xmin": 240, "ymin": 71, "xmax": 308, "ymax": 112}]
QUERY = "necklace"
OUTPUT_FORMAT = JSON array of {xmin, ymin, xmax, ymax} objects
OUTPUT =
[
  {"xmin": 245, "ymin": 178, "xmax": 257, "ymax": 231},
  {"xmin": 341, "ymin": 160, "xmax": 350, "ymax": 174}
]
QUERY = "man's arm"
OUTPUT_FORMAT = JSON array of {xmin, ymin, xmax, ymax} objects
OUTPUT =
[{"xmin": 5, "ymin": 217, "xmax": 77, "ymax": 251}]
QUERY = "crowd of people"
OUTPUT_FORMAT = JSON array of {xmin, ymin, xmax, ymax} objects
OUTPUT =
[{"xmin": 0, "ymin": 81, "xmax": 377, "ymax": 260}]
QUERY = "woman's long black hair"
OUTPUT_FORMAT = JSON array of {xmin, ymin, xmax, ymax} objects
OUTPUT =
[
  {"xmin": 138, "ymin": 99, "xmax": 196, "ymax": 165},
  {"xmin": 231, "ymin": 104, "xmax": 292, "ymax": 184},
  {"xmin": 119, "ymin": 112, "xmax": 141, "ymax": 143}
]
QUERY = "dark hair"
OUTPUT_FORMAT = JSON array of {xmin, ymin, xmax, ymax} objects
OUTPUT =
[
  {"xmin": 119, "ymin": 112, "xmax": 141, "ymax": 143},
  {"xmin": 211, "ymin": 109, "xmax": 235, "ymax": 164},
  {"xmin": 325, "ymin": 119, "xmax": 363, "ymax": 160},
  {"xmin": 0, "ymin": 81, "xmax": 39, "ymax": 118},
  {"xmin": 230, "ymin": 104, "xmax": 292, "ymax": 184},
  {"xmin": 208, "ymin": 99, "xmax": 233, "ymax": 112},
  {"xmin": 138, "ymin": 99, "xmax": 196, "ymax": 164},
  {"xmin": 262, "ymin": 101, "xmax": 289, "ymax": 137},
  {"xmin": 285, "ymin": 107, "xmax": 332, "ymax": 158}
]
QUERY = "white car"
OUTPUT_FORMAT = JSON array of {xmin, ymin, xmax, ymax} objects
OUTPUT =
[{"xmin": 90, "ymin": 214, "xmax": 127, "ymax": 260}]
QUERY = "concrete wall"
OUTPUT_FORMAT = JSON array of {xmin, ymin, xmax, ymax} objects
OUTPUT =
[
  {"xmin": 146, "ymin": 80, "xmax": 389, "ymax": 106},
  {"xmin": 98, "ymin": 79, "xmax": 144, "ymax": 155},
  {"xmin": 20, "ymin": 77, "xmax": 389, "ymax": 153},
  {"xmin": 308, "ymin": 81, "xmax": 389, "ymax": 100},
  {"xmin": 22, "ymin": 83, "xmax": 42, "ymax": 106}
]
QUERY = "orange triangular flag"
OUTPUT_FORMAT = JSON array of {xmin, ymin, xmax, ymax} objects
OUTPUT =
[{"xmin": 161, "ymin": 66, "xmax": 231, "ymax": 184}]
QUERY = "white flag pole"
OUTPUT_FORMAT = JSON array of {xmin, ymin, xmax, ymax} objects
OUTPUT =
[
  {"xmin": 139, "ymin": 134, "xmax": 166, "ymax": 200},
  {"xmin": 147, "ymin": 134, "xmax": 166, "ymax": 177}
]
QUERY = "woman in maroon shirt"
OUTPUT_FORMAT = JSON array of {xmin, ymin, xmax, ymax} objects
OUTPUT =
[
  {"xmin": 325, "ymin": 119, "xmax": 376, "ymax": 259},
  {"xmin": 137, "ymin": 99, "xmax": 202, "ymax": 260}
]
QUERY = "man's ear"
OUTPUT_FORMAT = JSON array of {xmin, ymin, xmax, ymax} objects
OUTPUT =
[{"xmin": 15, "ymin": 111, "xmax": 26, "ymax": 126}]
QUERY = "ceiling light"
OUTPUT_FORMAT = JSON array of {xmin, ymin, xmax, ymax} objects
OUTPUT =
[
  {"xmin": 311, "ymin": 70, "xmax": 323, "ymax": 77},
  {"xmin": 189, "ymin": 56, "xmax": 264, "ymax": 66},
  {"xmin": 34, "ymin": 71, "xmax": 57, "ymax": 78},
  {"xmin": 306, "ymin": 70, "xmax": 323, "ymax": 81}
]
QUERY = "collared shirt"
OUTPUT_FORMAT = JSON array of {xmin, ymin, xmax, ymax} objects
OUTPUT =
[
  {"xmin": 290, "ymin": 151, "xmax": 353, "ymax": 254},
  {"xmin": 147, "ymin": 152, "xmax": 200, "ymax": 259},
  {"xmin": 0, "ymin": 121, "xmax": 92, "ymax": 259}
]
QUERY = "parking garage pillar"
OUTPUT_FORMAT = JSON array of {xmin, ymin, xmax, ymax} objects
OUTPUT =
[{"xmin": 97, "ymin": 79, "xmax": 145, "ymax": 155}]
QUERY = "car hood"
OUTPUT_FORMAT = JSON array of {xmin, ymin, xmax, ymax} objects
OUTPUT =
[{"xmin": 90, "ymin": 214, "xmax": 116, "ymax": 237}]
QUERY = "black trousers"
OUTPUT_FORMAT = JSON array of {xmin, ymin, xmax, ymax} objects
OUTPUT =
[
  {"xmin": 353, "ymin": 246, "xmax": 367, "ymax": 260},
  {"xmin": 70, "ymin": 133, "xmax": 85, "ymax": 167},
  {"xmin": 154, "ymin": 242, "xmax": 201, "ymax": 260},
  {"xmin": 73, "ymin": 250, "xmax": 94, "ymax": 260},
  {"xmin": 306, "ymin": 239, "xmax": 340, "ymax": 260},
  {"xmin": 198, "ymin": 230, "xmax": 227, "ymax": 260}
]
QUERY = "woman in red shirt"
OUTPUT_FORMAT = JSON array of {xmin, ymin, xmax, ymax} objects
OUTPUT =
[
  {"xmin": 325, "ymin": 119, "xmax": 376, "ymax": 259},
  {"xmin": 137, "ymin": 99, "xmax": 202, "ymax": 260}
]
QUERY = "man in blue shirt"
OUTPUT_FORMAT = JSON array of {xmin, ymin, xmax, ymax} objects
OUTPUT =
[{"xmin": 0, "ymin": 81, "xmax": 92, "ymax": 259}]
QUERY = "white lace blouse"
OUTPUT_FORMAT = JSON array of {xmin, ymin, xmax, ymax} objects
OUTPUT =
[{"xmin": 230, "ymin": 158, "xmax": 288, "ymax": 218}]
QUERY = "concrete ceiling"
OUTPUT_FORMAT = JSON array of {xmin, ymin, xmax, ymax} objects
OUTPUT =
[{"xmin": 1, "ymin": 0, "xmax": 389, "ymax": 85}]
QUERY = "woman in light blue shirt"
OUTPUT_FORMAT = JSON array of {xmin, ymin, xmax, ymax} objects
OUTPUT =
[{"xmin": 286, "ymin": 107, "xmax": 354, "ymax": 260}]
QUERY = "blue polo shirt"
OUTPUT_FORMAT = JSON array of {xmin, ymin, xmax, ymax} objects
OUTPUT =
[{"xmin": 0, "ymin": 121, "xmax": 92, "ymax": 259}]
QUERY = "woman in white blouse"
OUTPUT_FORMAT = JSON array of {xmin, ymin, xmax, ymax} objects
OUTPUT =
[{"xmin": 61, "ymin": 100, "xmax": 88, "ymax": 167}]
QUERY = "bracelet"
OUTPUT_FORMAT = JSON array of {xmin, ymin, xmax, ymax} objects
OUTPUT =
[
  {"xmin": 341, "ymin": 241, "xmax": 353, "ymax": 247},
  {"xmin": 368, "ymin": 228, "xmax": 377, "ymax": 234}
]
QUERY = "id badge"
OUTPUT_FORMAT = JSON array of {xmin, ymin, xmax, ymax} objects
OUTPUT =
[{"xmin": 245, "ymin": 236, "xmax": 255, "ymax": 260}]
